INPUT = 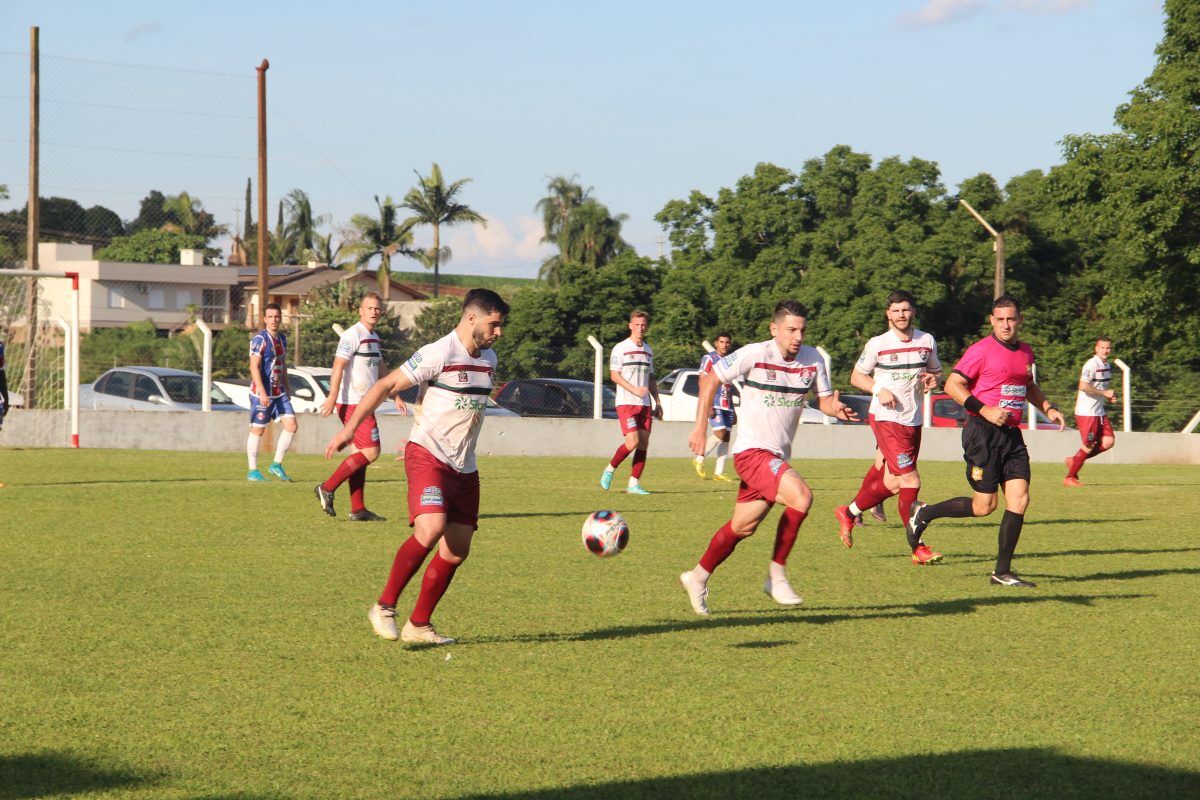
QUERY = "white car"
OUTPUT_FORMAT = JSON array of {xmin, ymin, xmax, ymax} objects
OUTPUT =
[{"xmin": 80, "ymin": 367, "xmax": 241, "ymax": 411}]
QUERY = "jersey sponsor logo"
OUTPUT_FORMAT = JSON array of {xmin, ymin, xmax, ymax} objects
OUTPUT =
[
  {"xmin": 405, "ymin": 353, "xmax": 422, "ymax": 371},
  {"xmin": 1000, "ymin": 384, "xmax": 1027, "ymax": 397},
  {"xmin": 896, "ymin": 452, "xmax": 914, "ymax": 469},
  {"xmin": 762, "ymin": 394, "xmax": 808, "ymax": 408},
  {"xmin": 768, "ymin": 458, "xmax": 786, "ymax": 475},
  {"xmin": 454, "ymin": 396, "xmax": 487, "ymax": 411},
  {"xmin": 721, "ymin": 353, "xmax": 738, "ymax": 368},
  {"xmin": 420, "ymin": 485, "xmax": 445, "ymax": 506},
  {"xmin": 971, "ymin": 465, "xmax": 984, "ymax": 481},
  {"xmin": 999, "ymin": 398, "xmax": 1024, "ymax": 410}
]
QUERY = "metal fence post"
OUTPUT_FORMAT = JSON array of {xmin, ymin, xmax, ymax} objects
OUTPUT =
[
  {"xmin": 586, "ymin": 335, "xmax": 603, "ymax": 419},
  {"xmin": 196, "ymin": 319, "xmax": 213, "ymax": 412},
  {"xmin": 815, "ymin": 346, "xmax": 833, "ymax": 425},
  {"xmin": 1113, "ymin": 358, "xmax": 1132, "ymax": 433}
]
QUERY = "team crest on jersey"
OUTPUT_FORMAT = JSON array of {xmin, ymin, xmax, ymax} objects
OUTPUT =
[
  {"xmin": 457, "ymin": 370, "xmax": 469, "ymax": 384},
  {"xmin": 420, "ymin": 486, "xmax": 444, "ymax": 506},
  {"xmin": 971, "ymin": 466, "xmax": 984, "ymax": 481},
  {"xmin": 919, "ymin": 348, "xmax": 930, "ymax": 360},
  {"xmin": 768, "ymin": 458, "xmax": 785, "ymax": 475},
  {"xmin": 889, "ymin": 353, "xmax": 898, "ymax": 363},
  {"xmin": 766, "ymin": 369, "xmax": 777, "ymax": 381}
]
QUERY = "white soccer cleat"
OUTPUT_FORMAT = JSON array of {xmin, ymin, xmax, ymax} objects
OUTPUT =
[
  {"xmin": 763, "ymin": 576, "xmax": 804, "ymax": 606},
  {"xmin": 401, "ymin": 620, "xmax": 456, "ymax": 645},
  {"xmin": 679, "ymin": 570, "xmax": 711, "ymax": 616},
  {"xmin": 368, "ymin": 603, "xmax": 399, "ymax": 641}
]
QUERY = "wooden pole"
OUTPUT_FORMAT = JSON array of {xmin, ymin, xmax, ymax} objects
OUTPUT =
[
  {"xmin": 23, "ymin": 26, "xmax": 40, "ymax": 408},
  {"xmin": 256, "ymin": 59, "xmax": 269, "ymax": 328},
  {"xmin": 958, "ymin": 198, "xmax": 1005, "ymax": 299}
]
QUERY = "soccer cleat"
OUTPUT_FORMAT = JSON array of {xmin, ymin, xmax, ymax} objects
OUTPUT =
[
  {"xmin": 368, "ymin": 603, "xmax": 399, "ymax": 641},
  {"xmin": 400, "ymin": 620, "xmax": 456, "ymax": 645},
  {"xmin": 833, "ymin": 505, "xmax": 855, "ymax": 549},
  {"xmin": 599, "ymin": 468, "xmax": 614, "ymax": 491},
  {"xmin": 763, "ymin": 576, "xmax": 804, "ymax": 606},
  {"xmin": 911, "ymin": 543, "xmax": 944, "ymax": 565},
  {"xmin": 712, "ymin": 473, "xmax": 734, "ymax": 483},
  {"xmin": 679, "ymin": 570, "xmax": 710, "ymax": 616},
  {"xmin": 990, "ymin": 572, "xmax": 1037, "ymax": 588},
  {"xmin": 626, "ymin": 484, "xmax": 651, "ymax": 495},
  {"xmin": 349, "ymin": 509, "xmax": 386, "ymax": 522},
  {"xmin": 314, "ymin": 484, "xmax": 336, "ymax": 517},
  {"xmin": 267, "ymin": 462, "xmax": 291, "ymax": 482},
  {"xmin": 905, "ymin": 501, "xmax": 928, "ymax": 550},
  {"xmin": 692, "ymin": 458, "xmax": 707, "ymax": 480},
  {"xmin": 247, "ymin": 469, "xmax": 267, "ymax": 482},
  {"xmin": 870, "ymin": 504, "xmax": 887, "ymax": 523},
  {"xmin": 1063, "ymin": 476, "xmax": 1084, "ymax": 488}
]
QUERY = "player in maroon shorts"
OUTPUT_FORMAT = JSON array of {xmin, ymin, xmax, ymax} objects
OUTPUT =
[
  {"xmin": 600, "ymin": 310, "xmax": 663, "ymax": 495},
  {"xmin": 679, "ymin": 300, "xmax": 857, "ymax": 615},
  {"xmin": 326, "ymin": 289, "xmax": 509, "ymax": 645},
  {"xmin": 834, "ymin": 290, "xmax": 943, "ymax": 563},
  {"xmin": 905, "ymin": 296, "xmax": 1065, "ymax": 587},
  {"xmin": 1064, "ymin": 338, "xmax": 1117, "ymax": 487}
]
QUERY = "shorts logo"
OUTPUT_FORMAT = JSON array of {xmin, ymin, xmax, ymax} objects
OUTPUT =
[
  {"xmin": 896, "ymin": 452, "xmax": 914, "ymax": 469},
  {"xmin": 971, "ymin": 466, "xmax": 984, "ymax": 481},
  {"xmin": 370, "ymin": 427, "xmax": 380, "ymax": 443},
  {"xmin": 626, "ymin": 417, "xmax": 637, "ymax": 429},
  {"xmin": 420, "ymin": 486, "xmax": 444, "ymax": 506},
  {"xmin": 768, "ymin": 458, "xmax": 785, "ymax": 475}
]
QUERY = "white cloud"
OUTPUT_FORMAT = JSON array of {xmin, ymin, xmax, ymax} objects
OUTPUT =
[
  {"xmin": 1005, "ymin": 0, "xmax": 1091, "ymax": 13},
  {"xmin": 124, "ymin": 22, "xmax": 163, "ymax": 43},
  {"xmin": 895, "ymin": 0, "xmax": 987, "ymax": 29},
  {"xmin": 425, "ymin": 214, "xmax": 551, "ymax": 274}
]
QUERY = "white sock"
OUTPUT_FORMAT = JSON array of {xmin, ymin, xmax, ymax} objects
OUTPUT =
[
  {"xmin": 604, "ymin": 464, "xmax": 614, "ymax": 474},
  {"xmin": 704, "ymin": 434, "xmax": 721, "ymax": 457},
  {"xmin": 628, "ymin": 476, "xmax": 639, "ymax": 488},
  {"xmin": 693, "ymin": 565, "xmax": 711, "ymax": 583},
  {"xmin": 769, "ymin": 561, "xmax": 788, "ymax": 583},
  {"xmin": 693, "ymin": 455, "xmax": 704, "ymax": 464},
  {"xmin": 247, "ymin": 432, "xmax": 261, "ymax": 470},
  {"xmin": 714, "ymin": 441, "xmax": 729, "ymax": 475},
  {"xmin": 274, "ymin": 427, "xmax": 295, "ymax": 465},
  {"xmin": 848, "ymin": 501, "xmax": 863, "ymax": 516}
]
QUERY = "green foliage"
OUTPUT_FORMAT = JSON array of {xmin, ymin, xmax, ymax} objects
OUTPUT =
[
  {"xmin": 410, "ymin": 298, "xmax": 463, "ymax": 346},
  {"xmin": 96, "ymin": 229, "xmax": 213, "ymax": 264},
  {"xmin": 77, "ymin": 320, "xmax": 206, "ymax": 383}
]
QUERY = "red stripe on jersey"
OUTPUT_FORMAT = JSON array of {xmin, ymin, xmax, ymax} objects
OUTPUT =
[
  {"xmin": 624, "ymin": 351, "xmax": 650, "ymax": 357},
  {"xmin": 441, "ymin": 364, "xmax": 494, "ymax": 374},
  {"xmin": 752, "ymin": 362, "xmax": 814, "ymax": 374},
  {"xmin": 876, "ymin": 346, "xmax": 926, "ymax": 356}
]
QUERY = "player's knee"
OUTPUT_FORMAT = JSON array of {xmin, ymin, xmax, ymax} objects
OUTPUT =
[
  {"xmin": 361, "ymin": 447, "xmax": 381, "ymax": 463},
  {"xmin": 899, "ymin": 472, "xmax": 921, "ymax": 490},
  {"xmin": 1101, "ymin": 437, "xmax": 1115, "ymax": 452},
  {"xmin": 973, "ymin": 495, "xmax": 997, "ymax": 516},
  {"xmin": 732, "ymin": 520, "xmax": 759, "ymax": 538}
]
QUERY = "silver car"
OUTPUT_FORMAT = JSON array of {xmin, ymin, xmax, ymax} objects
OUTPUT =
[{"xmin": 79, "ymin": 367, "xmax": 242, "ymax": 411}]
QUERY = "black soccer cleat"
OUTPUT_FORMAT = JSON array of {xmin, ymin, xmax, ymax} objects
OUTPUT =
[
  {"xmin": 314, "ymin": 484, "xmax": 336, "ymax": 517},
  {"xmin": 349, "ymin": 509, "xmax": 386, "ymax": 522},
  {"xmin": 905, "ymin": 501, "xmax": 928, "ymax": 551},
  {"xmin": 990, "ymin": 572, "xmax": 1037, "ymax": 588}
]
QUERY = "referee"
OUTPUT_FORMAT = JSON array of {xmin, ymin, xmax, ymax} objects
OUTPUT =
[{"xmin": 905, "ymin": 296, "xmax": 1065, "ymax": 587}]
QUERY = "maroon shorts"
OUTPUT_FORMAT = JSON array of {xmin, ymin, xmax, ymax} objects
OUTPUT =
[
  {"xmin": 617, "ymin": 404, "xmax": 653, "ymax": 434},
  {"xmin": 404, "ymin": 441, "xmax": 481, "ymax": 530},
  {"xmin": 870, "ymin": 416, "xmax": 922, "ymax": 476},
  {"xmin": 336, "ymin": 403, "xmax": 380, "ymax": 450},
  {"xmin": 733, "ymin": 448, "xmax": 794, "ymax": 505},
  {"xmin": 1077, "ymin": 414, "xmax": 1114, "ymax": 449}
]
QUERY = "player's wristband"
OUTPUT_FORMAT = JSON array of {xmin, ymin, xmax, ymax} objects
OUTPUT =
[
  {"xmin": 1046, "ymin": 403, "xmax": 1059, "ymax": 413},
  {"xmin": 963, "ymin": 394, "xmax": 985, "ymax": 414}
]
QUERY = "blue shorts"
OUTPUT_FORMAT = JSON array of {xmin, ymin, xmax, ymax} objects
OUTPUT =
[
  {"xmin": 250, "ymin": 394, "xmax": 295, "ymax": 427},
  {"xmin": 709, "ymin": 408, "xmax": 736, "ymax": 431}
]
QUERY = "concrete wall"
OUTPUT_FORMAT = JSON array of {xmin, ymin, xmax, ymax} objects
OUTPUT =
[{"xmin": 2, "ymin": 410, "xmax": 1198, "ymax": 465}]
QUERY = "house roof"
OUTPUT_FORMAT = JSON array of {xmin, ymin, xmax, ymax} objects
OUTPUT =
[{"xmin": 241, "ymin": 265, "xmax": 430, "ymax": 300}]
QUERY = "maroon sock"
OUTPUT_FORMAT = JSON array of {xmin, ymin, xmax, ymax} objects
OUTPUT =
[
  {"xmin": 699, "ymin": 522, "xmax": 740, "ymax": 574},
  {"xmin": 348, "ymin": 466, "xmax": 366, "ymax": 513},
  {"xmin": 772, "ymin": 509, "xmax": 807, "ymax": 565},
  {"xmin": 898, "ymin": 487, "xmax": 920, "ymax": 524},
  {"xmin": 609, "ymin": 444, "xmax": 632, "ymax": 469},
  {"xmin": 409, "ymin": 553, "xmax": 461, "ymax": 627},
  {"xmin": 853, "ymin": 464, "xmax": 893, "ymax": 511},
  {"xmin": 1066, "ymin": 449, "xmax": 1088, "ymax": 478},
  {"xmin": 630, "ymin": 449, "xmax": 647, "ymax": 480},
  {"xmin": 323, "ymin": 451, "xmax": 369, "ymax": 492},
  {"xmin": 378, "ymin": 536, "xmax": 432, "ymax": 607}
]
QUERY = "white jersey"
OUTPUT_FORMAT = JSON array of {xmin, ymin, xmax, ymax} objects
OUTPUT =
[
  {"xmin": 334, "ymin": 322, "xmax": 383, "ymax": 405},
  {"xmin": 712, "ymin": 340, "xmax": 831, "ymax": 459},
  {"xmin": 1074, "ymin": 355, "xmax": 1112, "ymax": 417},
  {"xmin": 399, "ymin": 331, "xmax": 496, "ymax": 473},
  {"xmin": 609, "ymin": 337, "xmax": 654, "ymax": 407},
  {"xmin": 854, "ymin": 328, "xmax": 940, "ymax": 427}
]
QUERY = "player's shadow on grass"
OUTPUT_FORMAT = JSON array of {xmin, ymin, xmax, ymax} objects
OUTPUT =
[
  {"xmin": 948, "ymin": 545, "xmax": 1200, "ymax": 564},
  {"xmin": 455, "ymin": 746, "xmax": 1199, "ymax": 799},
  {"xmin": 928, "ymin": 517, "xmax": 1150, "ymax": 529},
  {"xmin": 1034, "ymin": 567, "xmax": 1200, "ymax": 583},
  {"xmin": 484, "ymin": 510, "xmax": 670, "ymax": 519},
  {"xmin": 0, "ymin": 752, "xmax": 157, "ymax": 799}
]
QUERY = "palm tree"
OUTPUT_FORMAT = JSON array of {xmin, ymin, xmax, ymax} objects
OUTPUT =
[
  {"xmin": 535, "ymin": 175, "xmax": 590, "ymax": 252},
  {"xmin": 160, "ymin": 192, "xmax": 226, "ymax": 240},
  {"xmin": 311, "ymin": 230, "xmax": 349, "ymax": 270},
  {"xmin": 563, "ymin": 199, "xmax": 629, "ymax": 269},
  {"xmin": 283, "ymin": 189, "xmax": 331, "ymax": 262},
  {"xmin": 341, "ymin": 195, "xmax": 414, "ymax": 301},
  {"xmin": 401, "ymin": 163, "xmax": 486, "ymax": 298}
]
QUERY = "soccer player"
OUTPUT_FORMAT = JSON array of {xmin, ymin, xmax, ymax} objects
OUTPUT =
[
  {"xmin": 0, "ymin": 339, "xmax": 8, "ymax": 432},
  {"xmin": 245, "ymin": 303, "xmax": 297, "ymax": 482},
  {"xmin": 693, "ymin": 333, "xmax": 736, "ymax": 482},
  {"xmin": 1064, "ymin": 338, "xmax": 1116, "ymax": 487},
  {"xmin": 679, "ymin": 300, "xmax": 857, "ymax": 615},
  {"xmin": 905, "ymin": 296, "xmax": 1065, "ymax": 588},
  {"xmin": 326, "ymin": 288, "xmax": 509, "ymax": 645},
  {"xmin": 834, "ymin": 290, "xmax": 943, "ymax": 563},
  {"xmin": 315, "ymin": 293, "xmax": 387, "ymax": 521},
  {"xmin": 600, "ymin": 310, "xmax": 663, "ymax": 495}
]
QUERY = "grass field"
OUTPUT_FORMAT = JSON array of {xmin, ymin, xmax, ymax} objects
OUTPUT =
[{"xmin": 1, "ymin": 449, "xmax": 1198, "ymax": 799}]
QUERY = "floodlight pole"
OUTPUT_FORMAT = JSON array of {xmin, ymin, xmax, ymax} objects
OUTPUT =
[
  {"xmin": 256, "ymin": 58, "xmax": 269, "ymax": 328},
  {"xmin": 23, "ymin": 26, "xmax": 40, "ymax": 409},
  {"xmin": 959, "ymin": 199, "xmax": 1005, "ymax": 299}
]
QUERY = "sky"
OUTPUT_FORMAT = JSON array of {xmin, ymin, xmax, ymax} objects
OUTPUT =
[{"xmin": 0, "ymin": 0, "xmax": 1168, "ymax": 278}]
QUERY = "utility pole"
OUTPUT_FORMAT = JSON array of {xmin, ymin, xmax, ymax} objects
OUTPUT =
[
  {"xmin": 656, "ymin": 234, "xmax": 667, "ymax": 260},
  {"xmin": 256, "ymin": 59, "xmax": 269, "ymax": 328},
  {"xmin": 958, "ymin": 198, "xmax": 1005, "ymax": 299},
  {"xmin": 23, "ymin": 25, "xmax": 40, "ymax": 409}
]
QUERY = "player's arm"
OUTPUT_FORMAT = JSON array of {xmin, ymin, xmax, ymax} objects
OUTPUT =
[
  {"xmin": 325, "ymin": 367, "xmax": 417, "ymax": 458},
  {"xmin": 1078, "ymin": 379, "xmax": 1116, "ymax": 402},
  {"xmin": 945, "ymin": 371, "xmax": 1008, "ymax": 427},
  {"xmin": 320, "ymin": 356, "xmax": 349, "ymax": 418},
  {"xmin": 817, "ymin": 391, "xmax": 858, "ymax": 421},
  {"xmin": 1027, "ymin": 381, "xmax": 1066, "ymax": 430},
  {"xmin": 610, "ymin": 369, "xmax": 647, "ymax": 398},
  {"xmin": 850, "ymin": 367, "xmax": 898, "ymax": 409},
  {"xmin": 249, "ymin": 352, "xmax": 268, "ymax": 405},
  {"xmin": 647, "ymin": 372, "xmax": 663, "ymax": 419},
  {"xmin": 688, "ymin": 369, "xmax": 721, "ymax": 455}
]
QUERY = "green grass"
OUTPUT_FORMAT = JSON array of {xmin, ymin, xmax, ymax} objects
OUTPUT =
[
  {"xmin": 390, "ymin": 271, "xmax": 536, "ymax": 294},
  {"xmin": 0, "ymin": 450, "xmax": 1197, "ymax": 799}
]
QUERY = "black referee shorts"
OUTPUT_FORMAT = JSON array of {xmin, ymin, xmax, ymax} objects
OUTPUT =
[{"xmin": 962, "ymin": 416, "xmax": 1031, "ymax": 494}]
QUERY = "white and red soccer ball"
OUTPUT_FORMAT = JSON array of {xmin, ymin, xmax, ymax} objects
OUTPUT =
[{"xmin": 581, "ymin": 510, "xmax": 629, "ymax": 557}]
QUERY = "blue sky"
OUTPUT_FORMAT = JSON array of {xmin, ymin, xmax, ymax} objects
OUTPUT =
[{"xmin": 0, "ymin": 0, "xmax": 1167, "ymax": 277}]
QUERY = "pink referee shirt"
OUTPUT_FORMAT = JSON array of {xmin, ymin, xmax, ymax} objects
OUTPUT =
[{"xmin": 952, "ymin": 335, "xmax": 1036, "ymax": 427}]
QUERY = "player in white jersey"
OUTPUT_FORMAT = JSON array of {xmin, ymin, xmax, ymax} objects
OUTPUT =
[
  {"xmin": 693, "ymin": 333, "xmax": 736, "ymax": 482},
  {"xmin": 327, "ymin": 289, "xmax": 508, "ymax": 645},
  {"xmin": 600, "ymin": 310, "xmax": 663, "ymax": 495},
  {"xmin": 834, "ymin": 291, "xmax": 943, "ymax": 563},
  {"xmin": 1064, "ymin": 337, "xmax": 1117, "ymax": 487},
  {"xmin": 679, "ymin": 300, "xmax": 857, "ymax": 615},
  {"xmin": 315, "ymin": 293, "xmax": 389, "ymax": 521}
]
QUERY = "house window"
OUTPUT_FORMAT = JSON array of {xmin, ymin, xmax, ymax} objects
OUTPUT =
[
  {"xmin": 148, "ymin": 289, "xmax": 165, "ymax": 310},
  {"xmin": 201, "ymin": 288, "xmax": 227, "ymax": 323},
  {"xmin": 176, "ymin": 290, "xmax": 193, "ymax": 311},
  {"xmin": 107, "ymin": 287, "xmax": 126, "ymax": 309}
]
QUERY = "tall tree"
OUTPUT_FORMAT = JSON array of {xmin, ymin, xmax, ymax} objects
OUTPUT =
[
  {"xmin": 282, "ymin": 188, "xmax": 330, "ymax": 263},
  {"xmin": 160, "ymin": 191, "xmax": 225, "ymax": 240},
  {"xmin": 342, "ymin": 195, "xmax": 414, "ymax": 301},
  {"xmin": 401, "ymin": 163, "xmax": 486, "ymax": 298}
]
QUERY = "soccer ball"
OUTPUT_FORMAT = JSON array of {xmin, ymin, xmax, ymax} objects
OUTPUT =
[{"xmin": 581, "ymin": 510, "xmax": 629, "ymax": 557}]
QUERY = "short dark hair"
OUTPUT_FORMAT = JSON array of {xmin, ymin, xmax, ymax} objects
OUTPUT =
[
  {"xmin": 714, "ymin": 332, "xmax": 733, "ymax": 341},
  {"xmin": 264, "ymin": 302, "xmax": 282, "ymax": 314},
  {"xmin": 630, "ymin": 309, "xmax": 650, "ymax": 322},
  {"xmin": 463, "ymin": 288, "xmax": 510, "ymax": 317},
  {"xmin": 992, "ymin": 295, "xmax": 1020, "ymax": 314},
  {"xmin": 361, "ymin": 291, "xmax": 382, "ymax": 305},
  {"xmin": 886, "ymin": 290, "xmax": 916, "ymax": 308},
  {"xmin": 773, "ymin": 299, "xmax": 808, "ymax": 321}
]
